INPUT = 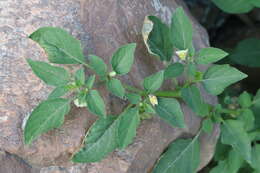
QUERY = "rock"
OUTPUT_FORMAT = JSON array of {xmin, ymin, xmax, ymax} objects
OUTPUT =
[
  {"xmin": 0, "ymin": 0, "xmax": 219, "ymax": 172},
  {"xmin": 199, "ymin": 125, "xmax": 220, "ymax": 170},
  {"xmin": 0, "ymin": 150, "xmax": 39, "ymax": 173}
]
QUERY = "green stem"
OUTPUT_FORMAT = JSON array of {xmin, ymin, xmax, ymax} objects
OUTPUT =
[
  {"xmin": 60, "ymin": 44, "xmax": 184, "ymax": 100},
  {"xmin": 219, "ymin": 108, "xmax": 240, "ymax": 117},
  {"xmin": 154, "ymin": 89, "xmax": 181, "ymax": 98},
  {"xmin": 125, "ymin": 104, "xmax": 134, "ymax": 110},
  {"xmin": 81, "ymin": 62, "xmax": 91, "ymax": 69},
  {"xmin": 61, "ymin": 45, "xmax": 184, "ymax": 99}
]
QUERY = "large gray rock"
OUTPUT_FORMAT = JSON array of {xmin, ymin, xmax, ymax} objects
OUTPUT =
[
  {"xmin": 0, "ymin": 150, "xmax": 37, "ymax": 173},
  {"xmin": 0, "ymin": 0, "xmax": 219, "ymax": 172}
]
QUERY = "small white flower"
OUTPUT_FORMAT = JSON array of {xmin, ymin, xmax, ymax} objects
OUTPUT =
[
  {"xmin": 74, "ymin": 99, "xmax": 87, "ymax": 108},
  {"xmin": 176, "ymin": 49, "xmax": 188, "ymax": 60},
  {"xmin": 149, "ymin": 94, "xmax": 158, "ymax": 106},
  {"xmin": 109, "ymin": 71, "xmax": 117, "ymax": 77}
]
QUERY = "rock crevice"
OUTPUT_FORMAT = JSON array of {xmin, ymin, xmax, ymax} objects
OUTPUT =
[{"xmin": 0, "ymin": 0, "xmax": 219, "ymax": 172}]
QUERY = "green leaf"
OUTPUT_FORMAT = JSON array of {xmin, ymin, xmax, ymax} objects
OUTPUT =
[
  {"xmin": 118, "ymin": 107, "xmax": 140, "ymax": 149},
  {"xmin": 238, "ymin": 109, "xmax": 255, "ymax": 131},
  {"xmin": 48, "ymin": 86, "xmax": 70, "ymax": 99},
  {"xmin": 75, "ymin": 67, "xmax": 85, "ymax": 86},
  {"xmin": 202, "ymin": 119, "xmax": 213, "ymax": 133},
  {"xmin": 29, "ymin": 27, "xmax": 84, "ymax": 64},
  {"xmin": 250, "ymin": 0, "xmax": 260, "ymax": 7},
  {"xmin": 238, "ymin": 91, "xmax": 252, "ymax": 108},
  {"xmin": 229, "ymin": 38, "xmax": 260, "ymax": 67},
  {"xmin": 210, "ymin": 150, "xmax": 244, "ymax": 173},
  {"xmin": 188, "ymin": 43, "xmax": 195, "ymax": 57},
  {"xmin": 78, "ymin": 91, "xmax": 87, "ymax": 103},
  {"xmin": 212, "ymin": 111, "xmax": 223, "ymax": 123},
  {"xmin": 252, "ymin": 89, "xmax": 260, "ymax": 129},
  {"xmin": 187, "ymin": 63, "xmax": 197, "ymax": 78},
  {"xmin": 164, "ymin": 63, "xmax": 184, "ymax": 79},
  {"xmin": 24, "ymin": 98, "xmax": 70, "ymax": 144},
  {"xmin": 250, "ymin": 144, "xmax": 260, "ymax": 171},
  {"xmin": 202, "ymin": 65, "xmax": 247, "ymax": 95},
  {"xmin": 253, "ymin": 171, "xmax": 260, "ymax": 173},
  {"xmin": 253, "ymin": 88, "xmax": 260, "ymax": 106},
  {"xmin": 142, "ymin": 16, "xmax": 173, "ymax": 61},
  {"xmin": 195, "ymin": 47, "xmax": 228, "ymax": 64},
  {"xmin": 181, "ymin": 85, "xmax": 208, "ymax": 116},
  {"xmin": 249, "ymin": 129, "xmax": 260, "ymax": 141},
  {"xmin": 125, "ymin": 93, "xmax": 141, "ymax": 104},
  {"xmin": 152, "ymin": 136, "xmax": 200, "ymax": 173},
  {"xmin": 144, "ymin": 103, "xmax": 156, "ymax": 114},
  {"xmin": 106, "ymin": 78, "xmax": 125, "ymax": 98},
  {"xmin": 212, "ymin": 0, "xmax": 253, "ymax": 14},
  {"xmin": 221, "ymin": 120, "xmax": 252, "ymax": 164},
  {"xmin": 72, "ymin": 116, "xmax": 119, "ymax": 163},
  {"xmin": 214, "ymin": 140, "xmax": 231, "ymax": 161},
  {"xmin": 171, "ymin": 7, "xmax": 193, "ymax": 50},
  {"xmin": 74, "ymin": 91, "xmax": 87, "ymax": 108},
  {"xmin": 88, "ymin": 55, "xmax": 107, "ymax": 77},
  {"xmin": 239, "ymin": 165, "xmax": 255, "ymax": 173},
  {"xmin": 195, "ymin": 71, "xmax": 203, "ymax": 81},
  {"xmin": 155, "ymin": 97, "xmax": 185, "ymax": 128},
  {"xmin": 27, "ymin": 59, "xmax": 70, "ymax": 87},
  {"xmin": 85, "ymin": 75, "xmax": 95, "ymax": 89},
  {"xmin": 86, "ymin": 90, "xmax": 106, "ymax": 118},
  {"xmin": 143, "ymin": 71, "xmax": 164, "ymax": 93},
  {"xmin": 111, "ymin": 43, "xmax": 136, "ymax": 75}
]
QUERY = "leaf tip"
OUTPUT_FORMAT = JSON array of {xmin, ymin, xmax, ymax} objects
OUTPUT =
[
  {"xmin": 26, "ymin": 58, "xmax": 33, "ymax": 64},
  {"xmin": 71, "ymin": 154, "xmax": 80, "ymax": 163}
]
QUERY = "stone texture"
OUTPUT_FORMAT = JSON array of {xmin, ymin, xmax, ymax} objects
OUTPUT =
[
  {"xmin": 0, "ymin": 150, "xmax": 38, "ymax": 173},
  {"xmin": 0, "ymin": 0, "xmax": 219, "ymax": 172}
]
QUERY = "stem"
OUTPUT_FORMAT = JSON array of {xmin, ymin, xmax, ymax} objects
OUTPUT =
[
  {"xmin": 125, "ymin": 104, "xmax": 134, "ymax": 110},
  {"xmin": 57, "ymin": 42, "xmax": 184, "ymax": 100},
  {"xmin": 154, "ymin": 89, "xmax": 181, "ymax": 98},
  {"xmin": 60, "ymin": 44, "xmax": 183, "ymax": 99},
  {"xmin": 219, "ymin": 108, "xmax": 240, "ymax": 117},
  {"xmin": 81, "ymin": 62, "xmax": 91, "ymax": 69}
]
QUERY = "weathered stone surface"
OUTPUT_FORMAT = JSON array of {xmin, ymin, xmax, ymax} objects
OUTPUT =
[
  {"xmin": 0, "ymin": 0, "xmax": 219, "ymax": 172},
  {"xmin": 0, "ymin": 150, "xmax": 38, "ymax": 173}
]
